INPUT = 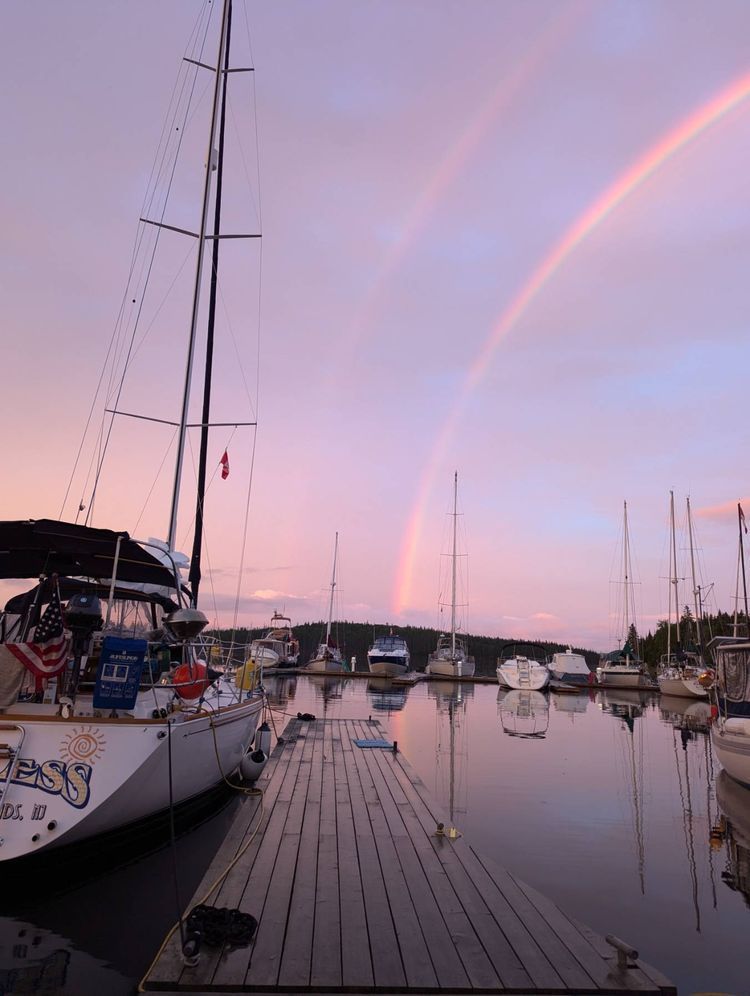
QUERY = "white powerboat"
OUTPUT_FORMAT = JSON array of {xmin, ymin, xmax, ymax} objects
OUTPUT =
[
  {"xmin": 549, "ymin": 648, "xmax": 592, "ymax": 685},
  {"xmin": 367, "ymin": 633, "xmax": 410, "ymax": 676},
  {"xmin": 496, "ymin": 655, "xmax": 550, "ymax": 690}
]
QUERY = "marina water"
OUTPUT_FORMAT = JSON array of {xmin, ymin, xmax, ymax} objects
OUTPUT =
[{"xmin": 2, "ymin": 674, "xmax": 747, "ymax": 994}]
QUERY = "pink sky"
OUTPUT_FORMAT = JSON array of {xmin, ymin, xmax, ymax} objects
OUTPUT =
[{"xmin": 3, "ymin": 1, "xmax": 750, "ymax": 650}]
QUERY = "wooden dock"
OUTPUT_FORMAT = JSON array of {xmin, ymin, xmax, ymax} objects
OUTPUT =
[{"xmin": 142, "ymin": 718, "xmax": 675, "ymax": 994}]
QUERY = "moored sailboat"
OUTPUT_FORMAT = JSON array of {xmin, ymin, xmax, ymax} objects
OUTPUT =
[
  {"xmin": 597, "ymin": 501, "xmax": 652, "ymax": 689},
  {"xmin": 306, "ymin": 533, "xmax": 347, "ymax": 673},
  {"xmin": 0, "ymin": 0, "xmax": 265, "ymax": 862},
  {"xmin": 657, "ymin": 493, "xmax": 709, "ymax": 698},
  {"xmin": 426, "ymin": 473, "xmax": 475, "ymax": 679}
]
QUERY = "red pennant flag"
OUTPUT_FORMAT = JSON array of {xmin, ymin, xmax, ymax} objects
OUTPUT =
[
  {"xmin": 740, "ymin": 503, "xmax": 747, "ymax": 534},
  {"xmin": 220, "ymin": 450, "xmax": 229, "ymax": 480}
]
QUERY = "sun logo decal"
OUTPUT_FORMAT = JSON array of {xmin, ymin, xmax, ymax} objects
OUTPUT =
[{"xmin": 60, "ymin": 728, "xmax": 107, "ymax": 764}]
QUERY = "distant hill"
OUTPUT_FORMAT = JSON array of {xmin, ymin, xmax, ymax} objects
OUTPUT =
[{"xmin": 212, "ymin": 621, "xmax": 599, "ymax": 677}]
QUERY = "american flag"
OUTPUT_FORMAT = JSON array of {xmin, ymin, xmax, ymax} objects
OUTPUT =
[{"xmin": 7, "ymin": 582, "xmax": 72, "ymax": 691}]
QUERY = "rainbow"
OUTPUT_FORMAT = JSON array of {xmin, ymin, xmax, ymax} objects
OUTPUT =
[
  {"xmin": 393, "ymin": 67, "xmax": 750, "ymax": 614},
  {"xmin": 334, "ymin": 3, "xmax": 586, "ymax": 367}
]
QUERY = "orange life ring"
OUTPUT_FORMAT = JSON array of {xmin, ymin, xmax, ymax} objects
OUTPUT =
[{"xmin": 173, "ymin": 661, "xmax": 210, "ymax": 700}]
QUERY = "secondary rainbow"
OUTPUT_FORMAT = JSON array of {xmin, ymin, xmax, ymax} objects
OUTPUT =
[{"xmin": 393, "ymin": 67, "xmax": 750, "ymax": 614}]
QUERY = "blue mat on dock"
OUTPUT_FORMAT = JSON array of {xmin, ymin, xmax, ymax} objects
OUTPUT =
[{"xmin": 353, "ymin": 738, "xmax": 393, "ymax": 749}]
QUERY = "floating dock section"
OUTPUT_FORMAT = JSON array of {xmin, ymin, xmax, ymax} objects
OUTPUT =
[{"xmin": 143, "ymin": 717, "xmax": 675, "ymax": 994}]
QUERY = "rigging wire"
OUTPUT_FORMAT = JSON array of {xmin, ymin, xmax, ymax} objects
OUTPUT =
[
  {"xmin": 61, "ymin": 3, "xmax": 214, "ymax": 521},
  {"xmin": 84, "ymin": 10, "xmax": 216, "ymax": 524}
]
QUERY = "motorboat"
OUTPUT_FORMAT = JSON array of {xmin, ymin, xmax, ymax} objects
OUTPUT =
[
  {"xmin": 367, "ymin": 633, "xmax": 410, "ymax": 677},
  {"xmin": 549, "ymin": 648, "xmax": 593, "ymax": 685},
  {"xmin": 496, "ymin": 655, "xmax": 549, "ymax": 690},
  {"xmin": 250, "ymin": 611, "xmax": 299, "ymax": 669}
]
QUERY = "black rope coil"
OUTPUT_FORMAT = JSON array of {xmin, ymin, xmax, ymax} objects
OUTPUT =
[{"xmin": 184, "ymin": 904, "xmax": 257, "ymax": 954}]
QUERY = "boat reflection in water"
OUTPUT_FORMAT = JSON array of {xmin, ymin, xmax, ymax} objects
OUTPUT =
[
  {"xmin": 715, "ymin": 770, "xmax": 750, "ymax": 909},
  {"xmin": 660, "ymin": 694, "xmax": 712, "ymax": 735},
  {"xmin": 263, "ymin": 674, "xmax": 298, "ymax": 708},
  {"xmin": 366, "ymin": 677, "xmax": 408, "ymax": 713},
  {"xmin": 551, "ymin": 688, "xmax": 590, "ymax": 723},
  {"xmin": 597, "ymin": 688, "xmax": 648, "ymax": 893},
  {"xmin": 0, "ymin": 918, "xmax": 129, "ymax": 996},
  {"xmin": 659, "ymin": 695, "xmax": 718, "ymax": 932},
  {"xmin": 427, "ymin": 681, "xmax": 470, "ymax": 835},
  {"xmin": 499, "ymin": 689, "xmax": 549, "ymax": 739},
  {"xmin": 307, "ymin": 673, "xmax": 345, "ymax": 709}
]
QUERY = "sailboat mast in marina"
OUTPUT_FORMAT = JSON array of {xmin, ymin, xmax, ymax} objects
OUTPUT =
[
  {"xmin": 597, "ymin": 501, "xmax": 650, "ymax": 689},
  {"xmin": 0, "ymin": 0, "xmax": 265, "ymax": 863},
  {"xmin": 426, "ymin": 473, "xmax": 475, "ymax": 679},
  {"xmin": 658, "ymin": 494, "xmax": 708, "ymax": 698},
  {"xmin": 306, "ymin": 533, "xmax": 347, "ymax": 673}
]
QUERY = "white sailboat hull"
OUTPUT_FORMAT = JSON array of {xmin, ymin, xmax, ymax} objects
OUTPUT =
[
  {"xmin": 0, "ymin": 688, "xmax": 263, "ymax": 862},
  {"xmin": 426, "ymin": 658, "xmax": 475, "ymax": 678},
  {"xmin": 596, "ymin": 666, "xmax": 652, "ymax": 689},
  {"xmin": 306, "ymin": 657, "xmax": 346, "ymax": 673},
  {"xmin": 657, "ymin": 673, "xmax": 707, "ymax": 698},
  {"xmin": 713, "ymin": 719, "xmax": 750, "ymax": 789}
]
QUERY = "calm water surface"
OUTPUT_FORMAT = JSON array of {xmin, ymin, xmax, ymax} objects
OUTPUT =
[{"xmin": 2, "ymin": 674, "xmax": 748, "ymax": 994}]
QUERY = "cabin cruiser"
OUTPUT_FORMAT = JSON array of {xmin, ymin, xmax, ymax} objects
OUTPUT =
[
  {"xmin": 367, "ymin": 633, "xmax": 410, "ymax": 677},
  {"xmin": 550, "ymin": 648, "xmax": 593, "ymax": 685},
  {"xmin": 249, "ymin": 611, "xmax": 299, "ymax": 669}
]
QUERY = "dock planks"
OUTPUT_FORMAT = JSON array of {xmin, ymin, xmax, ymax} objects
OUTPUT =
[{"xmin": 143, "ymin": 717, "xmax": 675, "ymax": 995}]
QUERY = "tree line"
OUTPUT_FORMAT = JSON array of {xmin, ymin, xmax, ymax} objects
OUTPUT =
[{"xmin": 212, "ymin": 621, "xmax": 600, "ymax": 678}]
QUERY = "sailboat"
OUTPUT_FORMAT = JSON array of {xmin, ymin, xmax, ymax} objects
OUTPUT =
[
  {"xmin": 0, "ymin": 0, "xmax": 264, "ymax": 862},
  {"xmin": 657, "ymin": 493, "xmax": 708, "ymax": 698},
  {"xmin": 597, "ymin": 501, "xmax": 652, "ymax": 689},
  {"xmin": 306, "ymin": 533, "xmax": 347, "ymax": 673},
  {"xmin": 711, "ymin": 504, "xmax": 750, "ymax": 787},
  {"xmin": 425, "ymin": 473, "xmax": 475, "ymax": 678}
]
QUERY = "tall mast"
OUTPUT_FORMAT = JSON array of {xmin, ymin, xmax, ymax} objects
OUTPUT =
[
  {"xmin": 167, "ymin": 0, "xmax": 232, "ymax": 551},
  {"xmin": 326, "ymin": 532, "xmax": 338, "ymax": 645},
  {"xmin": 189, "ymin": 0, "xmax": 233, "ymax": 605},
  {"xmin": 668, "ymin": 490, "xmax": 680, "ymax": 659},
  {"xmin": 686, "ymin": 496, "xmax": 702, "ymax": 648},
  {"xmin": 451, "ymin": 471, "xmax": 458, "ymax": 659},
  {"xmin": 734, "ymin": 502, "xmax": 749, "ymax": 636},
  {"xmin": 623, "ymin": 501, "xmax": 630, "ymax": 658}
]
